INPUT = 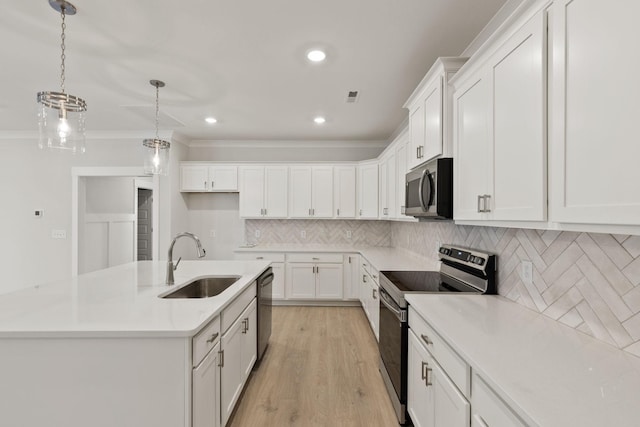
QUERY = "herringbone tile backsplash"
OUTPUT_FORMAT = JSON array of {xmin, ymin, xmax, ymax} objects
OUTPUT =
[
  {"xmin": 392, "ymin": 222, "xmax": 640, "ymax": 357},
  {"xmin": 245, "ymin": 219, "xmax": 391, "ymax": 246}
]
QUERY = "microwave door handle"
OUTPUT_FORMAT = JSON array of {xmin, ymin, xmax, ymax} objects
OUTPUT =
[{"xmin": 418, "ymin": 169, "xmax": 431, "ymax": 211}]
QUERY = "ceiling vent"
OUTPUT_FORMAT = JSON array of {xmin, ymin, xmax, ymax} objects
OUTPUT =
[{"xmin": 346, "ymin": 91, "xmax": 359, "ymax": 103}]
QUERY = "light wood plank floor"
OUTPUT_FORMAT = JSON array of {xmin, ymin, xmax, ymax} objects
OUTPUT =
[{"xmin": 228, "ymin": 306, "xmax": 399, "ymax": 427}]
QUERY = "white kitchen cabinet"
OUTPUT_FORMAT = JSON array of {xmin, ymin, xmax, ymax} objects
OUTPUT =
[
  {"xmin": 549, "ymin": 0, "xmax": 640, "ymax": 225},
  {"xmin": 408, "ymin": 330, "xmax": 470, "ymax": 427},
  {"xmin": 221, "ymin": 298, "xmax": 257, "ymax": 426},
  {"xmin": 285, "ymin": 253, "xmax": 344, "ymax": 300},
  {"xmin": 192, "ymin": 341, "xmax": 221, "ymax": 427},
  {"xmin": 334, "ymin": 165, "xmax": 357, "ymax": 218},
  {"xmin": 379, "ymin": 152, "xmax": 396, "ymax": 219},
  {"xmin": 289, "ymin": 165, "xmax": 333, "ymax": 218},
  {"xmin": 343, "ymin": 254, "xmax": 360, "ymax": 300},
  {"xmin": 181, "ymin": 164, "xmax": 238, "ymax": 192},
  {"xmin": 471, "ymin": 374, "xmax": 526, "ymax": 427},
  {"xmin": 453, "ymin": 10, "xmax": 546, "ymax": 222},
  {"xmin": 239, "ymin": 165, "xmax": 288, "ymax": 218},
  {"xmin": 358, "ymin": 162, "xmax": 379, "ymax": 219},
  {"xmin": 404, "ymin": 58, "xmax": 467, "ymax": 170},
  {"xmin": 359, "ymin": 258, "xmax": 380, "ymax": 340}
]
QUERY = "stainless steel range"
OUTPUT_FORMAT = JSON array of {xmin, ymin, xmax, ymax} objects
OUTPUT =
[{"xmin": 378, "ymin": 245, "xmax": 496, "ymax": 425}]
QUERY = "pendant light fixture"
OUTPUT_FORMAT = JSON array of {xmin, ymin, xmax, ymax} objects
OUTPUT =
[
  {"xmin": 37, "ymin": 0, "xmax": 87, "ymax": 153},
  {"xmin": 143, "ymin": 80, "xmax": 171, "ymax": 175}
]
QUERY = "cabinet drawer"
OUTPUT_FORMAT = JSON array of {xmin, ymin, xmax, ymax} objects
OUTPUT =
[
  {"xmin": 193, "ymin": 316, "xmax": 221, "ymax": 367},
  {"xmin": 234, "ymin": 252, "xmax": 285, "ymax": 262},
  {"xmin": 472, "ymin": 374, "xmax": 527, "ymax": 427},
  {"xmin": 409, "ymin": 307, "xmax": 470, "ymax": 398},
  {"xmin": 222, "ymin": 283, "xmax": 257, "ymax": 333},
  {"xmin": 287, "ymin": 253, "xmax": 343, "ymax": 263}
]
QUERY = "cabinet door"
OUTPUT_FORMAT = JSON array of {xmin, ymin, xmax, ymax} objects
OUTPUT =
[
  {"xmin": 334, "ymin": 166, "xmax": 356, "ymax": 218},
  {"xmin": 550, "ymin": 0, "xmax": 640, "ymax": 225},
  {"xmin": 192, "ymin": 343, "xmax": 221, "ymax": 427},
  {"xmin": 472, "ymin": 375, "xmax": 526, "ymax": 427},
  {"xmin": 432, "ymin": 358, "xmax": 470, "ymax": 427},
  {"xmin": 379, "ymin": 158, "xmax": 388, "ymax": 218},
  {"xmin": 286, "ymin": 263, "xmax": 316, "ymax": 299},
  {"xmin": 408, "ymin": 330, "xmax": 434, "ymax": 427},
  {"xmin": 264, "ymin": 166, "xmax": 288, "ymax": 218},
  {"xmin": 359, "ymin": 266, "xmax": 369, "ymax": 313},
  {"xmin": 396, "ymin": 137, "xmax": 410, "ymax": 218},
  {"xmin": 386, "ymin": 153, "xmax": 396, "ymax": 218},
  {"xmin": 342, "ymin": 254, "xmax": 360, "ymax": 300},
  {"xmin": 311, "ymin": 166, "xmax": 334, "ymax": 218},
  {"xmin": 221, "ymin": 315, "xmax": 244, "ymax": 426},
  {"xmin": 409, "ymin": 102, "xmax": 425, "ymax": 169},
  {"xmin": 358, "ymin": 163, "xmax": 379, "ymax": 219},
  {"xmin": 240, "ymin": 300, "xmax": 257, "ymax": 380},
  {"xmin": 271, "ymin": 262, "xmax": 286, "ymax": 300},
  {"xmin": 491, "ymin": 11, "xmax": 546, "ymax": 221},
  {"xmin": 423, "ymin": 77, "xmax": 443, "ymax": 162},
  {"xmin": 289, "ymin": 166, "xmax": 312, "ymax": 218},
  {"xmin": 239, "ymin": 166, "xmax": 265, "ymax": 217},
  {"xmin": 181, "ymin": 165, "xmax": 209, "ymax": 192},
  {"xmin": 209, "ymin": 166, "xmax": 238, "ymax": 192},
  {"xmin": 316, "ymin": 263, "xmax": 344, "ymax": 299},
  {"xmin": 453, "ymin": 74, "xmax": 491, "ymax": 220},
  {"xmin": 370, "ymin": 282, "xmax": 380, "ymax": 341}
]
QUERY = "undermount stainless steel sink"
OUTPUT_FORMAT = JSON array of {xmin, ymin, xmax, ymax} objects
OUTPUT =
[{"xmin": 161, "ymin": 276, "xmax": 241, "ymax": 299}]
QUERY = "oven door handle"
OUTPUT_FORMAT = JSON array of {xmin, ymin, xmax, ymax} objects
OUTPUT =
[{"xmin": 379, "ymin": 288, "xmax": 407, "ymax": 322}]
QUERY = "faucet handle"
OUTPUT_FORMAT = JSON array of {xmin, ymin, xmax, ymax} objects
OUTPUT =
[{"xmin": 174, "ymin": 257, "xmax": 182, "ymax": 270}]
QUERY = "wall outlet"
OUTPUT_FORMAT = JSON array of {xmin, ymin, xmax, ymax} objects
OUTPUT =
[
  {"xmin": 300, "ymin": 230, "xmax": 306, "ymax": 239},
  {"xmin": 209, "ymin": 229, "xmax": 216, "ymax": 238},
  {"xmin": 521, "ymin": 260, "xmax": 533, "ymax": 284},
  {"xmin": 346, "ymin": 230, "xmax": 352, "ymax": 239},
  {"xmin": 254, "ymin": 229, "xmax": 261, "ymax": 238},
  {"xmin": 51, "ymin": 229, "xmax": 67, "ymax": 239}
]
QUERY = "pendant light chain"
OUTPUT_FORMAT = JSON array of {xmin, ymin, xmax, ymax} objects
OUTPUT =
[{"xmin": 60, "ymin": 7, "xmax": 67, "ymax": 94}]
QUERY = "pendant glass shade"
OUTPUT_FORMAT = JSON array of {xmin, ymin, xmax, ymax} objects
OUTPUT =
[
  {"xmin": 143, "ymin": 79, "xmax": 171, "ymax": 176},
  {"xmin": 37, "ymin": 91, "xmax": 86, "ymax": 153},
  {"xmin": 37, "ymin": 0, "xmax": 87, "ymax": 153},
  {"xmin": 143, "ymin": 138, "xmax": 170, "ymax": 175}
]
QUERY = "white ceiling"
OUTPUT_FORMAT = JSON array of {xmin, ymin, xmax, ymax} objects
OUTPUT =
[{"xmin": 1, "ymin": 0, "xmax": 507, "ymax": 143}]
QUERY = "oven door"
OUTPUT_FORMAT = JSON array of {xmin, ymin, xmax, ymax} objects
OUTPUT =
[{"xmin": 378, "ymin": 286, "xmax": 408, "ymax": 423}]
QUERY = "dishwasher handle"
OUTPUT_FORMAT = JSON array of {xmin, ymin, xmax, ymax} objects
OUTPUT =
[{"xmin": 259, "ymin": 273, "xmax": 274, "ymax": 287}]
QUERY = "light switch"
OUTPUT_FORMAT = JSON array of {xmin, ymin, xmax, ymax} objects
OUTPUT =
[{"xmin": 521, "ymin": 260, "xmax": 533, "ymax": 284}]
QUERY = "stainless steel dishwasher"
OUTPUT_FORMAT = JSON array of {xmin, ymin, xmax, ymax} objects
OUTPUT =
[{"xmin": 256, "ymin": 267, "xmax": 274, "ymax": 364}]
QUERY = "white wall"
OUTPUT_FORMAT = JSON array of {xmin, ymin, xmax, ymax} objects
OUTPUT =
[
  {"xmin": 85, "ymin": 177, "xmax": 135, "ymax": 213},
  {"xmin": 0, "ymin": 136, "xmax": 187, "ymax": 294}
]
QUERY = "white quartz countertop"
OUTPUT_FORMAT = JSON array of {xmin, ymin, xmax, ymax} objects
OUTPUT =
[
  {"xmin": 235, "ymin": 244, "xmax": 439, "ymax": 271},
  {"xmin": 406, "ymin": 294, "xmax": 640, "ymax": 427},
  {"xmin": 0, "ymin": 260, "xmax": 270, "ymax": 338}
]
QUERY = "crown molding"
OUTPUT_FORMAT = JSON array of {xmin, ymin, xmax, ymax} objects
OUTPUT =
[{"xmin": 187, "ymin": 139, "xmax": 388, "ymax": 149}]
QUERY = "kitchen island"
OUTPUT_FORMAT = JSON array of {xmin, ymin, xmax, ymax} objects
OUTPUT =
[{"xmin": 0, "ymin": 260, "xmax": 269, "ymax": 427}]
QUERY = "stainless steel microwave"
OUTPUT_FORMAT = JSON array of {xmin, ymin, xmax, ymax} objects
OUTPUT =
[{"xmin": 404, "ymin": 157, "xmax": 453, "ymax": 220}]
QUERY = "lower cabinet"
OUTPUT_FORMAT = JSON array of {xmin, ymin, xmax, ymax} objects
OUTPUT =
[
  {"xmin": 193, "ymin": 342, "xmax": 221, "ymax": 427},
  {"xmin": 408, "ymin": 329, "xmax": 470, "ymax": 427},
  {"xmin": 285, "ymin": 253, "xmax": 344, "ymax": 300},
  {"xmin": 343, "ymin": 254, "xmax": 360, "ymax": 300},
  {"xmin": 360, "ymin": 258, "xmax": 380, "ymax": 341},
  {"xmin": 471, "ymin": 374, "xmax": 527, "ymax": 427},
  {"xmin": 221, "ymin": 298, "xmax": 257, "ymax": 426}
]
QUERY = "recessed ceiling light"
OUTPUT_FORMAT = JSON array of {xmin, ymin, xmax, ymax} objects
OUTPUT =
[
  {"xmin": 205, "ymin": 117, "xmax": 217, "ymax": 124},
  {"xmin": 314, "ymin": 116, "xmax": 326, "ymax": 124},
  {"xmin": 307, "ymin": 50, "xmax": 326, "ymax": 62}
]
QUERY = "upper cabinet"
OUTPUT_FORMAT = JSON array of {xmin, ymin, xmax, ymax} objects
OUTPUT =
[
  {"xmin": 358, "ymin": 162, "xmax": 379, "ymax": 219},
  {"xmin": 181, "ymin": 164, "xmax": 238, "ymax": 192},
  {"xmin": 334, "ymin": 166, "xmax": 357, "ymax": 219},
  {"xmin": 378, "ymin": 151, "xmax": 396, "ymax": 219},
  {"xmin": 404, "ymin": 58, "xmax": 468, "ymax": 170},
  {"xmin": 549, "ymin": 0, "xmax": 640, "ymax": 226},
  {"xmin": 453, "ymin": 8, "xmax": 547, "ymax": 222},
  {"xmin": 239, "ymin": 166, "xmax": 288, "ymax": 218},
  {"xmin": 289, "ymin": 166, "xmax": 334, "ymax": 219}
]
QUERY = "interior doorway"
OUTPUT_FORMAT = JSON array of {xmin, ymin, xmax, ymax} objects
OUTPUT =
[{"xmin": 72, "ymin": 167, "xmax": 159, "ymax": 276}]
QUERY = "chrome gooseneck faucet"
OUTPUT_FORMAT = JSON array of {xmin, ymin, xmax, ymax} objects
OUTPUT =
[{"xmin": 166, "ymin": 232, "xmax": 206, "ymax": 285}]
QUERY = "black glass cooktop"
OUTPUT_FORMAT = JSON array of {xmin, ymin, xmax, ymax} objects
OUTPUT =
[{"xmin": 380, "ymin": 270, "xmax": 480, "ymax": 293}]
